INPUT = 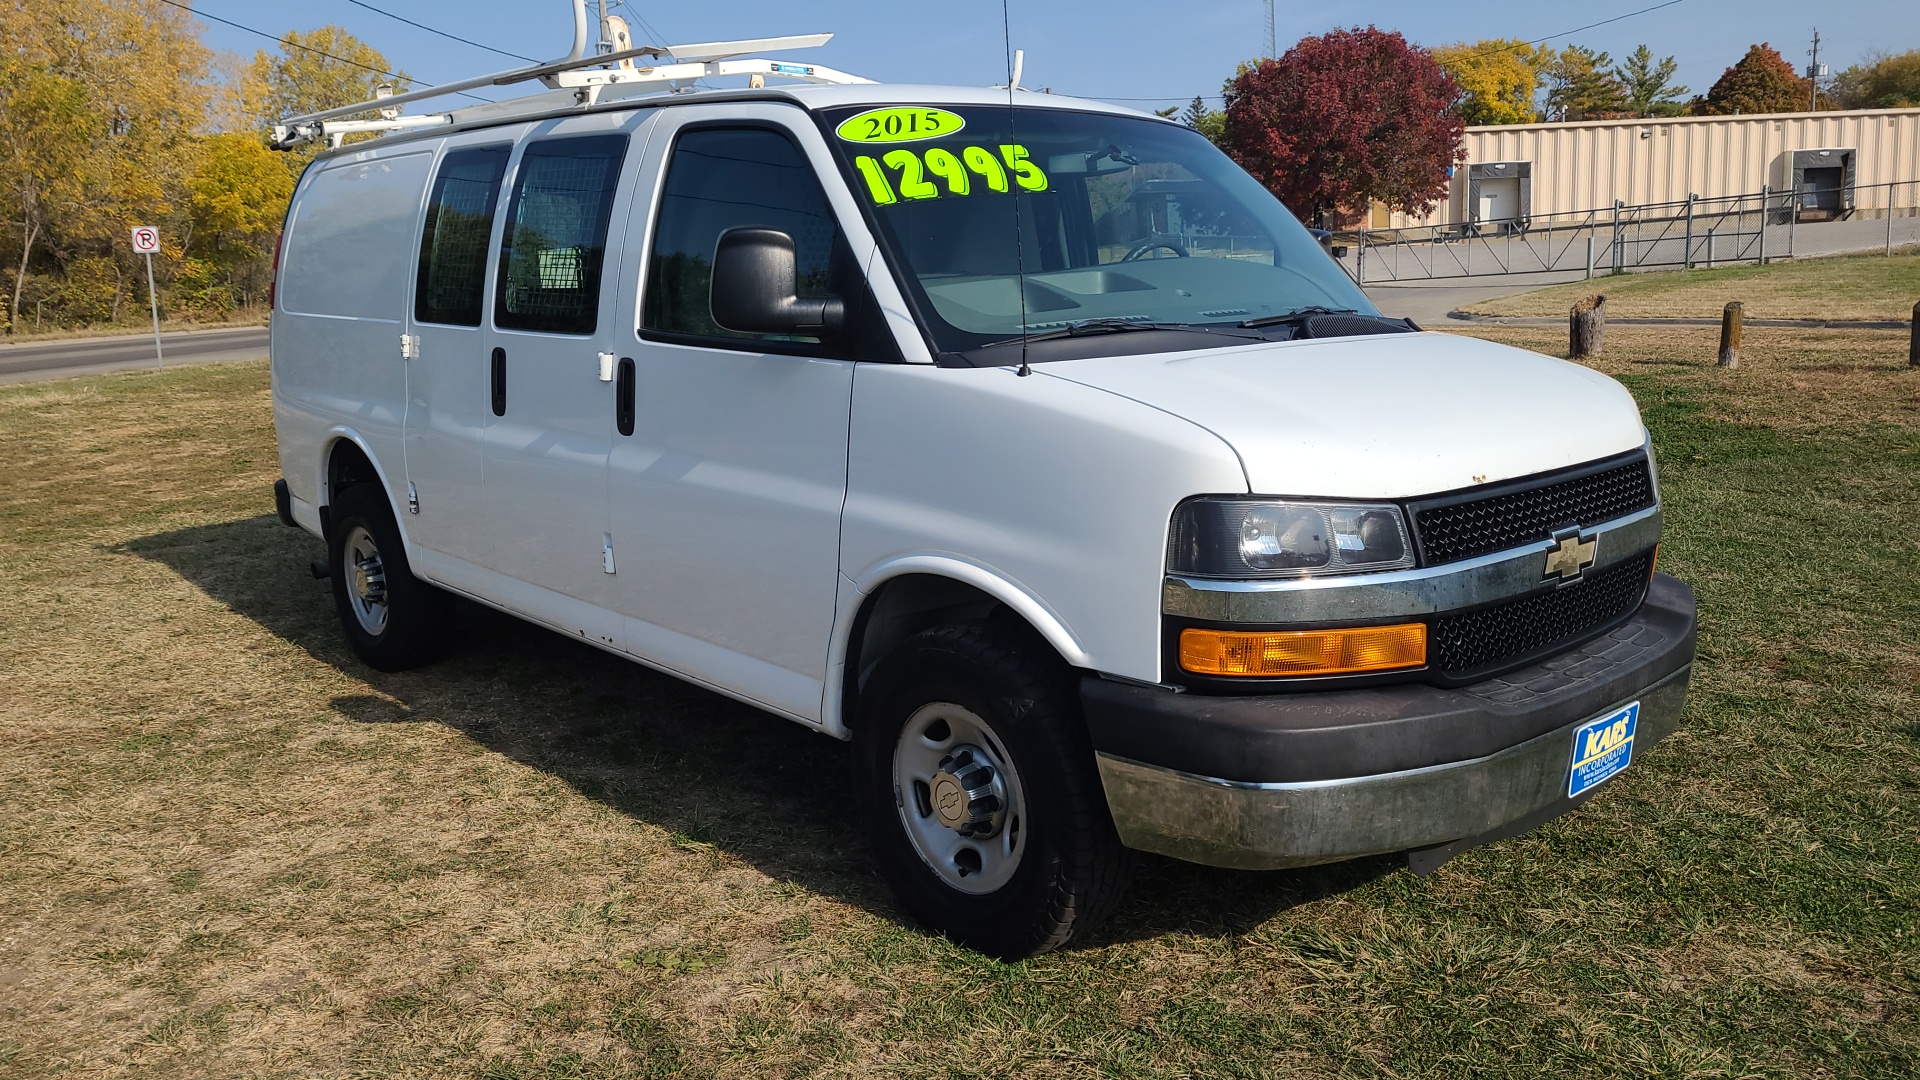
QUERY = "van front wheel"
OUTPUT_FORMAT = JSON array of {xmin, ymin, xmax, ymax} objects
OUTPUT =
[
  {"xmin": 327, "ymin": 483, "xmax": 452, "ymax": 671},
  {"xmin": 855, "ymin": 624, "xmax": 1128, "ymax": 959}
]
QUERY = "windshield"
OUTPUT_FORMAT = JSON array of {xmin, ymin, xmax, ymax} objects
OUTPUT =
[{"xmin": 821, "ymin": 105, "xmax": 1379, "ymax": 361}]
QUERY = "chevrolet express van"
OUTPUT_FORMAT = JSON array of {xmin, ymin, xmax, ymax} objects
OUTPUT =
[{"xmin": 268, "ymin": 39, "xmax": 1695, "ymax": 958}]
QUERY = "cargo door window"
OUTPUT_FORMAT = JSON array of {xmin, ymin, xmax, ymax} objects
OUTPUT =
[
  {"xmin": 641, "ymin": 127, "xmax": 850, "ymax": 353},
  {"xmin": 495, "ymin": 134, "xmax": 629, "ymax": 335},
  {"xmin": 416, "ymin": 145, "xmax": 510, "ymax": 326}
]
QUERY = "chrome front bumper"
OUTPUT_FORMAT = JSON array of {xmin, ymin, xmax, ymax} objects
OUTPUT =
[
  {"xmin": 1095, "ymin": 664, "xmax": 1688, "ymax": 870},
  {"xmin": 1084, "ymin": 573, "xmax": 1697, "ymax": 871}
]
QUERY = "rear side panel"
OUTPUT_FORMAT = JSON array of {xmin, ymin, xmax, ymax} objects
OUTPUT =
[{"xmin": 273, "ymin": 147, "xmax": 436, "ymax": 513}]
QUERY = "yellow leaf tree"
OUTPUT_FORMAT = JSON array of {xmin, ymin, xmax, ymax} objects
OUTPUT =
[
  {"xmin": 242, "ymin": 27, "xmax": 411, "ymax": 172},
  {"xmin": 0, "ymin": 0, "xmax": 210, "ymax": 329},
  {"xmin": 1433, "ymin": 40, "xmax": 1547, "ymax": 126},
  {"xmin": 185, "ymin": 134, "xmax": 295, "ymax": 309},
  {"xmin": 0, "ymin": 60, "xmax": 89, "ymax": 333}
]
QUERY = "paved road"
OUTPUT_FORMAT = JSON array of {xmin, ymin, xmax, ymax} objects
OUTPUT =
[
  {"xmin": 0, "ymin": 326, "xmax": 269, "ymax": 385},
  {"xmin": 1366, "ymin": 274, "xmax": 1587, "ymax": 326}
]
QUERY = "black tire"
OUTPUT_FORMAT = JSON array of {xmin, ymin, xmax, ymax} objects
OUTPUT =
[
  {"xmin": 327, "ymin": 482, "xmax": 453, "ymax": 672},
  {"xmin": 854, "ymin": 623, "xmax": 1129, "ymax": 959}
]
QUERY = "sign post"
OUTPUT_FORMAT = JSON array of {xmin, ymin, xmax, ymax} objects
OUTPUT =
[{"xmin": 129, "ymin": 226, "xmax": 163, "ymax": 369}]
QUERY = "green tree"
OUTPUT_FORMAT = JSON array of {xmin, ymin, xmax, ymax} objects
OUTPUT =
[
  {"xmin": 1182, "ymin": 95, "xmax": 1227, "ymax": 145},
  {"xmin": 1433, "ymin": 39, "xmax": 1546, "ymax": 126},
  {"xmin": 1542, "ymin": 46, "xmax": 1629, "ymax": 121},
  {"xmin": 1695, "ymin": 43, "xmax": 1809, "ymax": 115},
  {"xmin": 1615, "ymin": 45, "xmax": 1689, "ymax": 117},
  {"xmin": 1833, "ymin": 49, "xmax": 1920, "ymax": 109}
]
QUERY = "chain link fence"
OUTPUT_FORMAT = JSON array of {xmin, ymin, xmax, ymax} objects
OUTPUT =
[{"xmin": 1333, "ymin": 178, "xmax": 1920, "ymax": 284}]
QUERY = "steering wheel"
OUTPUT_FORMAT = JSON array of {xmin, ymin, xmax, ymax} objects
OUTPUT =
[{"xmin": 1120, "ymin": 238, "xmax": 1191, "ymax": 261}]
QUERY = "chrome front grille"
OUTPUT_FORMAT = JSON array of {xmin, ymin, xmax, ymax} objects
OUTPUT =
[{"xmin": 1410, "ymin": 454, "xmax": 1656, "ymax": 566}]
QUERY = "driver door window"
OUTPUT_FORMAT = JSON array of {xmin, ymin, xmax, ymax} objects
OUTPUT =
[{"xmin": 641, "ymin": 127, "xmax": 845, "ymax": 351}]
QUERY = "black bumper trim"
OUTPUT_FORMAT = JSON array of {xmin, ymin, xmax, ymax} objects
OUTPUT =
[
  {"xmin": 1082, "ymin": 573, "xmax": 1697, "ymax": 784},
  {"xmin": 273, "ymin": 478, "xmax": 298, "ymax": 528}
]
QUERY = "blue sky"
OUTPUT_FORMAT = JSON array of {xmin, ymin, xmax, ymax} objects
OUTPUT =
[{"xmin": 186, "ymin": 1, "xmax": 1919, "ymax": 109}]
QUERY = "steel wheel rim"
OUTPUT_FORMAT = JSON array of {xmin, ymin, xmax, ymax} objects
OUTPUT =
[
  {"xmin": 892, "ymin": 701, "xmax": 1026, "ymax": 895},
  {"xmin": 343, "ymin": 525, "xmax": 390, "ymax": 636}
]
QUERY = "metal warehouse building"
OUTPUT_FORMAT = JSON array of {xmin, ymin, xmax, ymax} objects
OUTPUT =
[{"xmin": 1396, "ymin": 106, "xmax": 1920, "ymax": 230}]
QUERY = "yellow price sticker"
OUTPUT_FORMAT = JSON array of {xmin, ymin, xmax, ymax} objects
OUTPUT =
[
  {"xmin": 836, "ymin": 107, "xmax": 966, "ymax": 144},
  {"xmin": 853, "ymin": 144, "xmax": 1049, "ymax": 205}
]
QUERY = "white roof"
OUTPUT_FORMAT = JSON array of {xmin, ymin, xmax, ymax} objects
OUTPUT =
[
  {"xmin": 304, "ymin": 82, "xmax": 1164, "ymax": 163},
  {"xmin": 279, "ymin": 27, "xmax": 1166, "ymax": 158}
]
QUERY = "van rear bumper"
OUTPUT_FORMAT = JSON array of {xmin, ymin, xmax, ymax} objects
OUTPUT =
[{"xmin": 1081, "ymin": 574, "xmax": 1696, "ymax": 871}]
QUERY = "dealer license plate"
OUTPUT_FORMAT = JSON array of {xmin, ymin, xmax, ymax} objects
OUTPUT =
[{"xmin": 1568, "ymin": 701, "xmax": 1639, "ymax": 798}]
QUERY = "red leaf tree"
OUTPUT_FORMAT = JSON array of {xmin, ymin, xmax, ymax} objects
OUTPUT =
[
  {"xmin": 1695, "ymin": 43, "xmax": 1811, "ymax": 115},
  {"xmin": 1223, "ymin": 27, "xmax": 1465, "ymax": 225}
]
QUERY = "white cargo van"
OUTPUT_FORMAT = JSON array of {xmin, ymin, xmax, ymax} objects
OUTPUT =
[{"xmin": 268, "ymin": 18, "xmax": 1694, "ymax": 958}]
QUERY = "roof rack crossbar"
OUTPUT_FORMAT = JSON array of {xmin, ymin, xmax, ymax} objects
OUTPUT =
[{"xmin": 271, "ymin": 32, "xmax": 854, "ymax": 150}]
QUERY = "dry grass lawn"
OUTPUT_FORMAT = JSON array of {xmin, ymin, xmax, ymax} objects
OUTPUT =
[
  {"xmin": 1, "ymin": 331, "xmax": 1917, "ymax": 1077},
  {"xmin": 1460, "ymin": 250, "xmax": 1920, "ymax": 321}
]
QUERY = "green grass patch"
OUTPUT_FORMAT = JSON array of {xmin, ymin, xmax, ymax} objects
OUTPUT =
[{"xmin": 0, "ymin": 350, "xmax": 1916, "ymax": 1076}]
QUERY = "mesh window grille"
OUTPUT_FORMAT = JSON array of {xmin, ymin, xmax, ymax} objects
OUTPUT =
[
  {"xmin": 416, "ymin": 146, "xmax": 509, "ymax": 326},
  {"xmin": 496, "ymin": 136, "xmax": 628, "ymax": 335}
]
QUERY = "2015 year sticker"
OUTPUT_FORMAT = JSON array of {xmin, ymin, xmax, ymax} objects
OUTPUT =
[{"xmin": 836, "ymin": 107, "xmax": 966, "ymax": 144}]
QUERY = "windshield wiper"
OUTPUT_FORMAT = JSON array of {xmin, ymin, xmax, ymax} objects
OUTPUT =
[
  {"xmin": 1237, "ymin": 306, "xmax": 1358, "ymax": 329},
  {"xmin": 985, "ymin": 319, "xmax": 1260, "ymax": 348}
]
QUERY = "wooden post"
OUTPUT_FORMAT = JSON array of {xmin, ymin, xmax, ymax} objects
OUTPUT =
[
  {"xmin": 1719, "ymin": 301, "xmax": 1743, "ymax": 368},
  {"xmin": 1570, "ymin": 294, "xmax": 1606, "ymax": 360},
  {"xmin": 1910, "ymin": 300, "xmax": 1919, "ymax": 367}
]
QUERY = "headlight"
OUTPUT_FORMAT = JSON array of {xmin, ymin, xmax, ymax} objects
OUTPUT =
[{"xmin": 1167, "ymin": 498, "xmax": 1416, "ymax": 579}]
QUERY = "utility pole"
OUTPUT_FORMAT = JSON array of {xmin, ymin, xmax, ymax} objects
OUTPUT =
[
  {"xmin": 1808, "ymin": 29, "xmax": 1822, "ymax": 112},
  {"xmin": 1264, "ymin": 0, "xmax": 1276, "ymax": 60}
]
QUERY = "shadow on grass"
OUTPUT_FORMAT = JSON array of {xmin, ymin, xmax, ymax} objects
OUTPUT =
[{"xmin": 123, "ymin": 514, "xmax": 1395, "ymax": 950}]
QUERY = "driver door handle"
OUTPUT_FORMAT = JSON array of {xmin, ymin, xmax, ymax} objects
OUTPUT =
[
  {"xmin": 490, "ymin": 347, "xmax": 507, "ymax": 416},
  {"xmin": 615, "ymin": 357, "xmax": 635, "ymax": 436}
]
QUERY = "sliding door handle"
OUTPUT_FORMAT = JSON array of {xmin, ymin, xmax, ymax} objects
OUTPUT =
[
  {"xmin": 490, "ymin": 347, "xmax": 506, "ymax": 416},
  {"xmin": 615, "ymin": 357, "xmax": 635, "ymax": 436}
]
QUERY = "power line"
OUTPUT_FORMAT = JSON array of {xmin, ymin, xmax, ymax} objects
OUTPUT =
[
  {"xmin": 611, "ymin": 1, "xmax": 670, "ymax": 49},
  {"xmin": 1461, "ymin": 0, "xmax": 1692, "ymax": 59},
  {"xmin": 154, "ymin": 0, "xmax": 496, "ymax": 103},
  {"xmin": 1098, "ymin": 94, "xmax": 1225, "ymax": 102},
  {"xmin": 341, "ymin": 0, "xmax": 536, "ymax": 63}
]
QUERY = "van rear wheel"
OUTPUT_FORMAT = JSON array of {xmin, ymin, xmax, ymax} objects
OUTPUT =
[
  {"xmin": 855, "ymin": 623, "xmax": 1129, "ymax": 959},
  {"xmin": 327, "ymin": 483, "xmax": 453, "ymax": 671}
]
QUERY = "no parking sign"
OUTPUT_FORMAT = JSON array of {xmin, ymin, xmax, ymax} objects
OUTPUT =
[{"xmin": 130, "ymin": 227, "xmax": 163, "ymax": 367}]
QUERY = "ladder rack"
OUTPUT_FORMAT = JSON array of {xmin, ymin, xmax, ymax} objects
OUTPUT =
[{"xmin": 271, "ymin": 26, "xmax": 871, "ymax": 150}]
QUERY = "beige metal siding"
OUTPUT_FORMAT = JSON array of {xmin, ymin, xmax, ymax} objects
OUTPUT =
[{"xmin": 1408, "ymin": 107, "xmax": 1920, "ymax": 227}]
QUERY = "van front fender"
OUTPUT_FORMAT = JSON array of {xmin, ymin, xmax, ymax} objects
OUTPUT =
[{"xmin": 819, "ymin": 553, "xmax": 1093, "ymax": 738}]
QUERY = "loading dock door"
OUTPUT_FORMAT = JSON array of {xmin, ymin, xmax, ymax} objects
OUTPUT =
[
  {"xmin": 1801, "ymin": 167, "xmax": 1844, "ymax": 217},
  {"xmin": 1477, "ymin": 178, "xmax": 1521, "ymax": 232}
]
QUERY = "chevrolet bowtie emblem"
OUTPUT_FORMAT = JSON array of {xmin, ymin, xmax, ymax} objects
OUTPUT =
[{"xmin": 1544, "ymin": 532, "xmax": 1598, "ymax": 580}]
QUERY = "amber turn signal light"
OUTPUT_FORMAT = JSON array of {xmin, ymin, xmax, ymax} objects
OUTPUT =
[{"xmin": 1179, "ymin": 624, "xmax": 1427, "ymax": 677}]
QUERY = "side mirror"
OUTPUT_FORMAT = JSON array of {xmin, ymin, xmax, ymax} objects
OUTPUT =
[{"xmin": 710, "ymin": 227, "xmax": 845, "ymax": 337}]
